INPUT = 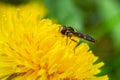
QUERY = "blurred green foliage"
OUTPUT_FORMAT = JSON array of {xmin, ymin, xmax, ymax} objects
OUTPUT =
[
  {"xmin": 0, "ymin": 0, "xmax": 29, "ymax": 5},
  {"xmin": 45, "ymin": 0, "xmax": 83, "ymax": 31},
  {"xmin": 0, "ymin": 0, "xmax": 120, "ymax": 80}
]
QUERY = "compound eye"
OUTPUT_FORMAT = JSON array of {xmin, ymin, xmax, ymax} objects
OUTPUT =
[{"xmin": 60, "ymin": 26, "xmax": 67, "ymax": 34}]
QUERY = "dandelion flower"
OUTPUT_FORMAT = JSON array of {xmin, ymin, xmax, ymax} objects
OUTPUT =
[{"xmin": 0, "ymin": 3, "xmax": 108, "ymax": 80}]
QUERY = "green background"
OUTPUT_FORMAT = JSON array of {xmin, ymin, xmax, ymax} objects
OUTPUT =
[{"xmin": 0, "ymin": 0, "xmax": 120, "ymax": 80}]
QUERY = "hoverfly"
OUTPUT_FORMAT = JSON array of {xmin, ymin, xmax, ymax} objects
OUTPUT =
[{"xmin": 59, "ymin": 26, "xmax": 96, "ymax": 49}]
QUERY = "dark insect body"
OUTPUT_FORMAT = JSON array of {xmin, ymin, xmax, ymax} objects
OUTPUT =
[{"xmin": 60, "ymin": 26, "xmax": 96, "ymax": 47}]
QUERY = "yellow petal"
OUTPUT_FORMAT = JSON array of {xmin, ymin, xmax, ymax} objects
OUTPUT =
[{"xmin": 0, "ymin": 3, "xmax": 108, "ymax": 80}]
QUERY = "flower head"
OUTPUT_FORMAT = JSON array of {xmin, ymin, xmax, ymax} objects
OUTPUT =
[{"xmin": 0, "ymin": 3, "xmax": 108, "ymax": 80}]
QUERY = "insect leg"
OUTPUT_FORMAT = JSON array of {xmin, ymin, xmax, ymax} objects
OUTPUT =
[
  {"xmin": 66, "ymin": 35, "xmax": 68, "ymax": 46},
  {"xmin": 73, "ymin": 40, "xmax": 82, "ymax": 53},
  {"xmin": 66, "ymin": 32, "xmax": 77, "ymax": 45},
  {"xmin": 65, "ymin": 31, "xmax": 70, "ymax": 46},
  {"xmin": 69, "ymin": 36, "xmax": 77, "ymax": 43}
]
